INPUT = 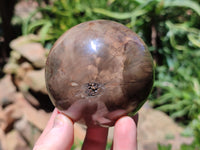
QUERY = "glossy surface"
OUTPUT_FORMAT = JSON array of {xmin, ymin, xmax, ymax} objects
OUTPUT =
[{"xmin": 45, "ymin": 20, "xmax": 154, "ymax": 127}]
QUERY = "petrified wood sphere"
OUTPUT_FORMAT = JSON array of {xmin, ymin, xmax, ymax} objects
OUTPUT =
[{"xmin": 45, "ymin": 20, "xmax": 154, "ymax": 127}]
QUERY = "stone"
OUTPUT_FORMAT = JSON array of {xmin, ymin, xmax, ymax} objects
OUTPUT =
[
  {"xmin": 0, "ymin": 103, "xmax": 22, "ymax": 132},
  {"xmin": 137, "ymin": 104, "xmax": 193, "ymax": 150},
  {"xmin": 6, "ymin": 130, "xmax": 30, "ymax": 150},
  {"xmin": 15, "ymin": 80, "xmax": 29, "ymax": 93},
  {"xmin": 23, "ymin": 69, "xmax": 47, "ymax": 94},
  {"xmin": 3, "ymin": 50, "xmax": 33, "ymax": 77},
  {"xmin": 10, "ymin": 35, "xmax": 46, "ymax": 68},
  {"xmin": 14, "ymin": 93, "xmax": 50, "ymax": 130},
  {"xmin": 17, "ymin": 62, "xmax": 33, "ymax": 79},
  {"xmin": 45, "ymin": 20, "xmax": 154, "ymax": 127},
  {"xmin": 14, "ymin": 117, "xmax": 41, "ymax": 147},
  {"xmin": 20, "ymin": 62, "xmax": 33, "ymax": 72},
  {"xmin": 3, "ymin": 50, "xmax": 21, "ymax": 74},
  {"xmin": 23, "ymin": 92, "xmax": 40, "ymax": 107},
  {"xmin": 160, "ymin": 134, "xmax": 193, "ymax": 150},
  {"xmin": 14, "ymin": 62, "xmax": 33, "ymax": 92},
  {"xmin": 0, "ymin": 93, "xmax": 17, "ymax": 108},
  {"xmin": 14, "ymin": 0, "xmax": 40, "ymax": 20},
  {"xmin": 0, "ymin": 107, "xmax": 5, "ymax": 130},
  {"xmin": 3, "ymin": 63, "xmax": 20, "ymax": 75},
  {"xmin": 0, "ymin": 129, "xmax": 6, "ymax": 150},
  {"xmin": 0, "ymin": 75, "xmax": 16, "ymax": 105}
]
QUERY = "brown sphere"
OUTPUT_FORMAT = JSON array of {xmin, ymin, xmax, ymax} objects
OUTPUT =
[{"xmin": 45, "ymin": 20, "xmax": 154, "ymax": 127}]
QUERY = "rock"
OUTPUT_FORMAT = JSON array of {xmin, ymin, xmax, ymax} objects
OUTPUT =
[
  {"xmin": 14, "ymin": 93, "xmax": 50, "ymax": 130},
  {"xmin": 14, "ymin": 62, "xmax": 33, "ymax": 92},
  {"xmin": 23, "ymin": 69, "xmax": 47, "ymax": 94},
  {"xmin": 23, "ymin": 92, "xmax": 40, "ymax": 107},
  {"xmin": 10, "ymin": 50, "xmax": 22, "ymax": 61},
  {"xmin": 0, "ymin": 103, "xmax": 22, "ymax": 132},
  {"xmin": 15, "ymin": 80, "xmax": 29, "ymax": 93},
  {"xmin": 3, "ymin": 50, "xmax": 21, "ymax": 74},
  {"xmin": 0, "ymin": 93, "xmax": 16, "ymax": 108},
  {"xmin": 0, "ymin": 93, "xmax": 50, "ymax": 131},
  {"xmin": 20, "ymin": 62, "xmax": 33, "ymax": 72},
  {"xmin": 6, "ymin": 130, "xmax": 30, "ymax": 150},
  {"xmin": 160, "ymin": 134, "xmax": 193, "ymax": 150},
  {"xmin": 14, "ymin": 0, "xmax": 40, "ymax": 20},
  {"xmin": 137, "ymin": 105, "xmax": 193, "ymax": 150},
  {"xmin": 0, "ymin": 129, "xmax": 6, "ymax": 150},
  {"xmin": 3, "ymin": 63, "xmax": 20, "ymax": 75},
  {"xmin": 23, "ymin": 108, "xmax": 50, "ymax": 131},
  {"xmin": 0, "ymin": 107, "xmax": 5, "ymax": 130},
  {"xmin": 10, "ymin": 35, "xmax": 46, "ymax": 68},
  {"xmin": 0, "ymin": 75, "xmax": 16, "ymax": 105},
  {"xmin": 17, "ymin": 62, "xmax": 33, "ymax": 79},
  {"xmin": 14, "ymin": 117, "xmax": 41, "ymax": 147}
]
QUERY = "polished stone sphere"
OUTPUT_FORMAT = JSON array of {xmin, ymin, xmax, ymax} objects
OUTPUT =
[{"xmin": 45, "ymin": 20, "xmax": 154, "ymax": 127}]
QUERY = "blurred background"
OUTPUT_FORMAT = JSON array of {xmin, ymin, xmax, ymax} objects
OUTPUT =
[{"xmin": 0, "ymin": 0, "xmax": 199, "ymax": 149}]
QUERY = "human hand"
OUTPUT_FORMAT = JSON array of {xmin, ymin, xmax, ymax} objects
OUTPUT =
[{"xmin": 33, "ymin": 108, "xmax": 138, "ymax": 150}]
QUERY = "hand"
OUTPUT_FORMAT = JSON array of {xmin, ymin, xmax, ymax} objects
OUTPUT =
[{"xmin": 33, "ymin": 108, "xmax": 138, "ymax": 150}]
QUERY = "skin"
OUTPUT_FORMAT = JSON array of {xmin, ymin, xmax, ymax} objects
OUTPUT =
[{"xmin": 33, "ymin": 108, "xmax": 138, "ymax": 150}]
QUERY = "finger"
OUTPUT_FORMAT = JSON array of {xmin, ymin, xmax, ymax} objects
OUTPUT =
[
  {"xmin": 110, "ymin": 114, "xmax": 138, "ymax": 150},
  {"xmin": 33, "ymin": 112, "xmax": 74, "ymax": 150},
  {"xmin": 82, "ymin": 126, "xmax": 108, "ymax": 150},
  {"xmin": 35, "ymin": 108, "xmax": 58, "ymax": 144},
  {"xmin": 113, "ymin": 116, "xmax": 137, "ymax": 150}
]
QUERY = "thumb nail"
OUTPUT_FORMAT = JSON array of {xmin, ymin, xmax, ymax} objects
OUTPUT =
[{"xmin": 53, "ymin": 113, "xmax": 69, "ymax": 128}]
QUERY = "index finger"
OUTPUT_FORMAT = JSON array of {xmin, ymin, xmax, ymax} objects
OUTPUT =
[{"xmin": 35, "ymin": 108, "xmax": 58, "ymax": 145}]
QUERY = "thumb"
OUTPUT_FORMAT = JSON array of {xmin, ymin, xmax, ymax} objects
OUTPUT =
[{"xmin": 33, "ymin": 113, "xmax": 74, "ymax": 150}]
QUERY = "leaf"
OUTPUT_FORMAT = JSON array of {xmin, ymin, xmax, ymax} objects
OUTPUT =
[
  {"xmin": 153, "ymin": 93, "xmax": 174, "ymax": 105},
  {"xmin": 188, "ymin": 34, "xmax": 200, "ymax": 48},
  {"xmin": 171, "ymin": 105, "xmax": 190, "ymax": 118},
  {"xmin": 164, "ymin": 0, "xmax": 200, "ymax": 16},
  {"xmin": 92, "ymin": 8, "xmax": 144, "ymax": 19},
  {"xmin": 39, "ymin": 21, "xmax": 52, "ymax": 44},
  {"xmin": 28, "ymin": 20, "xmax": 49, "ymax": 33},
  {"xmin": 156, "ymin": 103, "xmax": 177, "ymax": 112},
  {"xmin": 192, "ymin": 78, "xmax": 200, "ymax": 97},
  {"xmin": 157, "ymin": 143, "xmax": 172, "ymax": 150},
  {"xmin": 166, "ymin": 21, "xmax": 200, "ymax": 51},
  {"xmin": 22, "ymin": 9, "xmax": 39, "ymax": 35},
  {"xmin": 92, "ymin": 0, "xmax": 152, "ymax": 20}
]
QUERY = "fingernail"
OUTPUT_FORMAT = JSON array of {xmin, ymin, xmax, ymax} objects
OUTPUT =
[{"xmin": 53, "ymin": 114, "xmax": 69, "ymax": 128}]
